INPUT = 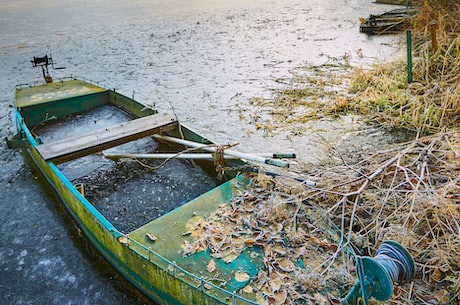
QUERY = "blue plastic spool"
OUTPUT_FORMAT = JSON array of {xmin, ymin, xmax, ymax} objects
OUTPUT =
[{"xmin": 341, "ymin": 240, "xmax": 415, "ymax": 305}]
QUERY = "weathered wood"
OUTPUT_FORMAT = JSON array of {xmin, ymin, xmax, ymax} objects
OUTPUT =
[{"xmin": 37, "ymin": 113, "xmax": 177, "ymax": 163}]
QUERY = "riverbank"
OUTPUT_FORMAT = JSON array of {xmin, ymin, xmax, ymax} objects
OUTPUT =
[{"xmin": 235, "ymin": 0, "xmax": 460, "ymax": 303}]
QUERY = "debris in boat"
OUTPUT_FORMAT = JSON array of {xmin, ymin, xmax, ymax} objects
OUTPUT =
[
  {"xmin": 234, "ymin": 271, "xmax": 250, "ymax": 282},
  {"xmin": 181, "ymin": 174, "xmax": 349, "ymax": 303},
  {"xmin": 359, "ymin": 8, "xmax": 418, "ymax": 35},
  {"xmin": 146, "ymin": 233, "xmax": 157, "ymax": 242},
  {"xmin": 207, "ymin": 259, "xmax": 216, "ymax": 273}
]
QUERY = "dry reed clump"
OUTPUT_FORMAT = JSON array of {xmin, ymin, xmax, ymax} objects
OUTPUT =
[
  {"xmin": 346, "ymin": 32, "xmax": 460, "ymax": 134},
  {"xmin": 344, "ymin": 0, "xmax": 460, "ymax": 134},
  {"xmin": 246, "ymin": 63, "xmax": 352, "ymax": 136},
  {"xmin": 412, "ymin": 0, "xmax": 460, "ymax": 34},
  {"xmin": 183, "ymin": 131, "xmax": 460, "ymax": 304}
]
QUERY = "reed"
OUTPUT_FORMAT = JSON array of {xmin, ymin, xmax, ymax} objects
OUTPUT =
[{"xmin": 344, "ymin": 0, "xmax": 460, "ymax": 134}]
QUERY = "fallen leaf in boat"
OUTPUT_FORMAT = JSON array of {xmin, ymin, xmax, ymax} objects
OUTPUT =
[
  {"xmin": 268, "ymin": 272, "xmax": 285, "ymax": 291},
  {"xmin": 146, "ymin": 233, "xmax": 157, "ymax": 242},
  {"xmin": 256, "ymin": 293, "xmax": 265, "ymax": 304},
  {"xmin": 214, "ymin": 248, "xmax": 240, "ymax": 263},
  {"xmin": 313, "ymin": 292, "xmax": 327, "ymax": 304},
  {"xmin": 207, "ymin": 259, "xmax": 216, "ymax": 273},
  {"xmin": 242, "ymin": 284, "xmax": 253, "ymax": 294},
  {"xmin": 222, "ymin": 252, "xmax": 239, "ymax": 263},
  {"xmin": 234, "ymin": 271, "xmax": 250, "ymax": 282},
  {"xmin": 265, "ymin": 295, "xmax": 277, "ymax": 305},
  {"xmin": 274, "ymin": 289, "xmax": 287, "ymax": 304},
  {"xmin": 319, "ymin": 238, "xmax": 338, "ymax": 253},
  {"xmin": 278, "ymin": 258, "xmax": 295, "ymax": 272},
  {"xmin": 182, "ymin": 240, "xmax": 193, "ymax": 255},
  {"xmin": 244, "ymin": 238, "xmax": 255, "ymax": 246}
]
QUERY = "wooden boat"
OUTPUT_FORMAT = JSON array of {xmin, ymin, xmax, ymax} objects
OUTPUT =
[
  {"xmin": 8, "ymin": 56, "xmax": 293, "ymax": 304},
  {"xmin": 359, "ymin": 8, "xmax": 418, "ymax": 35}
]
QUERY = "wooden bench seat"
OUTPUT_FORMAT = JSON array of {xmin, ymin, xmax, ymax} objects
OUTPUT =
[{"xmin": 37, "ymin": 113, "xmax": 178, "ymax": 164}]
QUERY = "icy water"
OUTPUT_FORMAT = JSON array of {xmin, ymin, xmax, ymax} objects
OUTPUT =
[{"xmin": 0, "ymin": 0, "xmax": 403, "ymax": 304}]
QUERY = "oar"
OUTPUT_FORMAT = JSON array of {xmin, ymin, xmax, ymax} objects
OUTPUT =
[
  {"xmin": 104, "ymin": 153, "xmax": 239, "ymax": 160},
  {"xmin": 258, "ymin": 153, "xmax": 296, "ymax": 159},
  {"xmin": 152, "ymin": 135, "xmax": 290, "ymax": 168},
  {"xmin": 104, "ymin": 152, "xmax": 295, "ymax": 160}
]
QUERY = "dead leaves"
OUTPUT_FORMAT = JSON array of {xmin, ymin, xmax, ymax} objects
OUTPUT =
[{"xmin": 180, "ymin": 177, "xmax": 345, "ymax": 304}]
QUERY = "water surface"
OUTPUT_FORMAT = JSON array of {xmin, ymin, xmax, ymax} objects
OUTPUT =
[{"xmin": 0, "ymin": 1, "xmax": 403, "ymax": 304}]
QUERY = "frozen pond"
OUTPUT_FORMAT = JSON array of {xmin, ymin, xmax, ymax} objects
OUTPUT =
[{"xmin": 0, "ymin": 0, "xmax": 403, "ymax": 304}]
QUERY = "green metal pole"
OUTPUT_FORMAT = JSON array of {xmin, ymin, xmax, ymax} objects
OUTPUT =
[{"xmin": 406, "ymin": 30, "xmax": 412, "ymax": 83}]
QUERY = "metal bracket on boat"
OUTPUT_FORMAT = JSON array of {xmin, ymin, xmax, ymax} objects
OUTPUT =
[
  {"xmin": 5, "ymin": 133, "xmax": 26, "ymax": 149},
  {"xmin": 31, "ymin": 54, "xmax": 66, "ymax": 83},
  {"xmin": 74, "ymin": 183, "xmax": 85, "ymax": 196},
  {"xmin": 333, "ymin": 240, "xmax": 415, "ymax": 305}
]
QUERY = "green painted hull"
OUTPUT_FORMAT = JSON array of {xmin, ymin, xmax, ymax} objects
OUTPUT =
[{"xmin": 13, "ymin": 79, "xmax": 258, "ymax": 305}]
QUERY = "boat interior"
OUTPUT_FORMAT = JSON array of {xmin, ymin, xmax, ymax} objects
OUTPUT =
[
  {"xmin": 34, "ymin": 104, "xmax": 226, "ymax": 233},
  {"xmin": 19, "ymin": 80, "xmax": 260, "ymax": 302}
]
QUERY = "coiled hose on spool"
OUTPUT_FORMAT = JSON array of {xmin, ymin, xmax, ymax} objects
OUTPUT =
[{"xmin": 340, "ymin": 240, "xmax": 415, "ymax": 305}]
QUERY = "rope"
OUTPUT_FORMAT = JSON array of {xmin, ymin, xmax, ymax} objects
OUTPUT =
[
  {"xmin": 214, "ymin": 145, "xmax": 226, "ymax": 180},
  {"xmin": 374, "ymin": 242, "xmax": 415, "ymax": 283},
  {"xmin": 213, "ymin": 143, "xmax": 239, "ymax": 180}
]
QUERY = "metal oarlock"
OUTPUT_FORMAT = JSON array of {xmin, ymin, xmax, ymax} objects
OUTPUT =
[{"xmin": 339, "ymin": 240, "xmax": 415, "ymax": 305}]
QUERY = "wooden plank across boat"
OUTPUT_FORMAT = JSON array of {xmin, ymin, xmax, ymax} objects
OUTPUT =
[
  {"xmin": 359, "ymin": 8, "xmax": 418, "ymax": 35},
  {"xmin": 375, "ymin": 0, "xmax": 408, "ymax": 5},
  {"xmin": 37, "ymin": 112, "xmax": 177, "ymax": 163},
  {"xmin": 8, "ymin": 59, "xmax": 296, "ymax": 305}
]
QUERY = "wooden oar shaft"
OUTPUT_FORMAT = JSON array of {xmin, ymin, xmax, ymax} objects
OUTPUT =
[{"xmin": 153, "ymin": 135, "xmax": 289, "ymax": 168}]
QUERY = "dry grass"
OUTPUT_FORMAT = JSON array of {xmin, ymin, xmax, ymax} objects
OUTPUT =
[
  {"xmin": 346, "ymin": 33, "xmax": 460, "ymax": 134},
  {"xmin": 344, "ymin": 0, "xmax": 460, "ymax": 134}
]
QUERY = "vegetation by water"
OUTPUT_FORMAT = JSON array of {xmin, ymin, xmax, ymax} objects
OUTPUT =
[
  {"xmin": 245, "ymin": 0, "xmax": 460, "ymax": 136},
  {"xmin": 191, "ymin": 1, "xmax": 460, "ymax": 304}
]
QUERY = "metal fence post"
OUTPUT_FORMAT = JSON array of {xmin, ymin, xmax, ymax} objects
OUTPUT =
[{"xmin": 406, "ymin": 30, "xmax": 413, "ymax": 83}]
